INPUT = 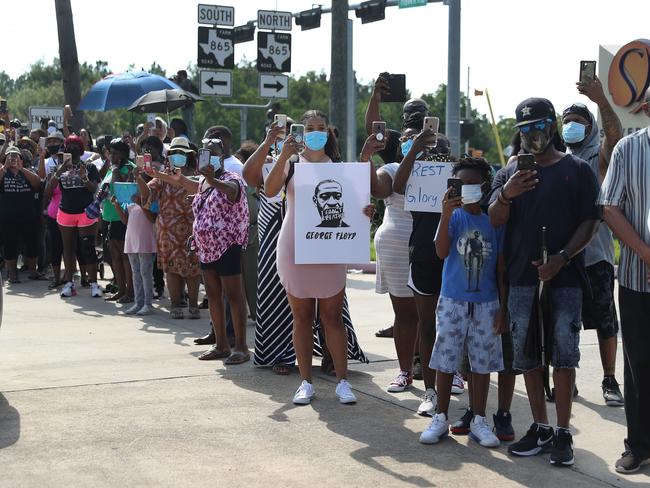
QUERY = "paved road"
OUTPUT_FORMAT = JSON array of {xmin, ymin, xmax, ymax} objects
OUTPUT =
[{"xmin": 0, "ymin": 274, "xmax": 646, "ymax": 487}]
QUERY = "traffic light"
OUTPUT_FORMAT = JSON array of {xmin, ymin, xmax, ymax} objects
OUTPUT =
[
  {"xmin": 233, "ymin": 22, "xmax": 255, "ymax": 44},
  {"xmin": 355, "ymin": 0, "xmax": 386, "ymax": 24},
  {"xmin": 295, "ymin": 7, "xmax": 322, "ymax": 31}
]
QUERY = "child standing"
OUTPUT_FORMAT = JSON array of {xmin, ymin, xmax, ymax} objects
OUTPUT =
[
  {"xmin": 112, "ymin": 193, "xmax": 157, "ymax": 315},
  {"xmin": 420, "ymin": 157, "xmax": 507, "ymax": 447}
]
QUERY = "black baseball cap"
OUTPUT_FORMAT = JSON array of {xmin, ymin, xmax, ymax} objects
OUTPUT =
[
  {"xmin": 562, "ymin": 103, "xmax": 592, "ymax": 122},
  {"xmin": 514, "ymin": 97, "xmax": 556, "ymax": 127}
]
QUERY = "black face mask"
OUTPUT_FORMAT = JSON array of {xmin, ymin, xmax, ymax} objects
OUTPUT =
[{"xmin": 46, "ymin": 144, "xmax": 61, "ymax": 156}]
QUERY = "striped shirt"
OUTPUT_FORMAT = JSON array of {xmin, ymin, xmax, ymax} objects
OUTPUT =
[{"xmin": 598, "ymin": 127, "xmax": 650, "ymax": 293}]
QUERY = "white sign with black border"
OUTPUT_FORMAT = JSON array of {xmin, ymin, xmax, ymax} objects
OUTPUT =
[
  {"xmin": 197, "ymin": 4, "xmax": 234, "ymax": 26},
  {"xmin": 257, "ymin": 9, "xmax": 293, "ymax": 31},
  {"xmin": 29, "ymin": 106, "xmax": 63, "ymax": 130},
  {"xmin": 259, "ymin": 74, "xmax": 289, "ymax": 99},
  {"xmin": 200, "ymin": 70, "xmax": 232, "ymax": 97}
]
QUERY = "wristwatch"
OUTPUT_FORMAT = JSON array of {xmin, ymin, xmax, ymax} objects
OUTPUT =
[{"xmin": 559, "ymin": 250, "xmax": 571, "ymax": 265}]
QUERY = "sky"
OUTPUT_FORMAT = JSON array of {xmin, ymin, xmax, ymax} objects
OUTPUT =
[{"xmin": 4, "ymin": 0, "xmax": 650, "ymax": 119}]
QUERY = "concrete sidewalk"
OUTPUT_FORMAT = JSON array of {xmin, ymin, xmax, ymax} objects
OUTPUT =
[{"xmin": 0, "ymin": 274, "xmax": 647, "ymax": 487}]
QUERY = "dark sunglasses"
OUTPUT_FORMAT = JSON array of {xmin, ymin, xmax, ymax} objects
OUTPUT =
[{"xmin": 519, "ymin": 119, "xmax": 553, "ymax": 134}]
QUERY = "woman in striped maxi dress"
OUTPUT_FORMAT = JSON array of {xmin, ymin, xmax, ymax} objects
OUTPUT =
[{"xmin": 242, "ymin": 122, "xmax": 367, "ymax": 375}]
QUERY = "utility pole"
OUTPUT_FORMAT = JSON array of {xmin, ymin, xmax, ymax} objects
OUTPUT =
[
  {"xmin": 346, "ymin": 19, "xmax": 356, "ymax": 161},
  {"xmin": 330, "ymin": 0, "xmax": 348, "ymax": 158},
  {"xmin": 54, "ymin": 0, "xmax": 84, "ymax": 131},
  {"xmin": 465, "ymin": 66, "xmax": 470, "ymax": 155},
  {"xmin": 445, "ymin": 0, "xmax": 461, "ymax": 157}
]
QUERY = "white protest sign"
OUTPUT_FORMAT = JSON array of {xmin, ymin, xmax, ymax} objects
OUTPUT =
[
  {"xmin": 404, "ymin": 161, "xmax": 454, "ymax": 213},
  {"xmin": 29, "ymin": 106, "xmax": 63, "ymax": 130},
  {"xmin": 262, "ymin": 162, "xmax": 283, "ymax": 203},
  {"xmin": 294, "ymin": 162, "xmax": 370, "ymax": 265}
]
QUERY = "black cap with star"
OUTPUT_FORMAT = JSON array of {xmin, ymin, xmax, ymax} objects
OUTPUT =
[{"xmin": 514, "ymin": 97, "xmax": 556, "ymax": 127}]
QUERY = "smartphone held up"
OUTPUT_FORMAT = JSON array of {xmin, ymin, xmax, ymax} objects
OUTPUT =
[
  {"xmin": 579, "ymin": 61, "xmax": 596, "ymax": 84},
  {"xmin": 423, "ymin": 116, "xmax": 439, "ymax": 148}
]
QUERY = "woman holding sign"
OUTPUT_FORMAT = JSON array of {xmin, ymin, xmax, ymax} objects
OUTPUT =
[
  {"xmin": 265, "ymin": 110, "xmax": 368, "ymax": 405},
  {"xmin": 393, "ymin": 115, "xmax": 455, "ymax": 416}
]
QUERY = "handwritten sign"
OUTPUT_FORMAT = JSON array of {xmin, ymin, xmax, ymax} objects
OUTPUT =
[
  {"xmin": 404, "ymin": 161, "xmax": 454, "ymax": 213},
  {"xmin": 294, "ymin": 162, "xmax": 370, "ymax": 264}
]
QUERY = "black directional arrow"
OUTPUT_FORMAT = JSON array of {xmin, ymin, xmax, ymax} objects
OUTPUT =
[
  {"xmin": 263, "ymin": 80, "xmax": 285, "ymax": 92},
  {"xmin": 205, "ymin": 77, "xmax": 228, "ymax": 89}
]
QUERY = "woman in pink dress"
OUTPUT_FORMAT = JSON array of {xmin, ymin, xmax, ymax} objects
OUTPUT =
[{"xmin": 265, "ymin": 110, "xmax": 372, "ymax": 405}]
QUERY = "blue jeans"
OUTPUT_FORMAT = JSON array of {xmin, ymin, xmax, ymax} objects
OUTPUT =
[
  {"xmin": 128, "ymin": 253, "xmax": 155, "ymax": 308},
  {"xmin": 509, "ymin": 286, "xmax": 582, "ymax": 371}
]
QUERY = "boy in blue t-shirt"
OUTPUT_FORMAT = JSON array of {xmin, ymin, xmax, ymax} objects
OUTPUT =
[{"xmin": 420, "ymin": 157, "xmax": 507, "ymax": 448}]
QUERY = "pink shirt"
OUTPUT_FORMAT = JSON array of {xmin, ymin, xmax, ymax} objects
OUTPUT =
[
  {"xmin": 192, "ymin": 171, "xmax": 249, "ymax": 264},
  {"xmin": 124, "ymin": 204, "xmax": 157, "ymax": 254}
]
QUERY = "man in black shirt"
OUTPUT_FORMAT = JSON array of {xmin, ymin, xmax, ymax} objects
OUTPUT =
[{"xmin": 489, "ymin": 98, "xmax": 600, "ymax": 467}]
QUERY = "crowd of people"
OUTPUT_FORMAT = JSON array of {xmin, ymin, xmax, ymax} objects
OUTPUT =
[{"xmin": 0, "ymin": 71, "xmax": 648, "ymax": 475}]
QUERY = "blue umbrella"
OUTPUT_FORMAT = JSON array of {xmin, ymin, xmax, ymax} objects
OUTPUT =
[{"xmin": 77, "ymin": 71, "xmax": 181, "ymax": 111}]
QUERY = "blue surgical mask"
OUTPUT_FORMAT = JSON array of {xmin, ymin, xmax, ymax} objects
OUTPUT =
[
  {"xmin": 169, "ymin": 153, "xmax": 187, "ymax": 167},
  {"xmin": 304, "ymin": 131, "xmax": 328, "ymax": 151},
  {"xmin": 461, "ymin": 184, "xmax": 483, "ymax": 205},
  {"xmin": 210, "ymin": 155, "xmax": 222, "ymax": 168},
  {"xmin": 400, "ymin": 139, "xmax": 423, "ymax": 159},
  {"xmin": 562, "ymin": 121, "xmax": 587, "ymax": 144}
]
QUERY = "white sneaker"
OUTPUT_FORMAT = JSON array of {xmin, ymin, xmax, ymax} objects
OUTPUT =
[
  {"xmin": 335, "ymin": 379, "xmax": 357, "ymax": 404},
  {"xmin": 451, "ymin": 372, "xmax": 465, "ymax": 395},
  {"xmin": 60, "ymin": 281, "xmax": 76, "ymax": 298},
  {"xmin": 419, "ymin": 413, "xmax": 449, "ymax": 444},
  {"xmin": 417, "ymin": 388, "xmax": 438, "ymax": 416},
  {"xmin": 293, "ymin": 380, "xmax": 315, "ymax": 405},
  {"xmin": 387, "ymin": 371, "xmax": 413, "ymax": 393},
  {"xmin": 136, "ymin": 305, "xmax": 154, "ymax": 316},
  {"xmin": 125, "ymin": 304, "xmax": 141, "ymax": 315},
  {"xmin": 90, "ymin": 282, "xmax": 103, "ymax": 298},
  {"xmin": 470, "ymin": 415, "xmax": 500, "ymax": 447}
]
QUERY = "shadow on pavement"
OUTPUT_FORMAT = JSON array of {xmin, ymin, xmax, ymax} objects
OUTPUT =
[{"xmin": 0, "ymin": 393, "xmax": 20, "ymax": 450}]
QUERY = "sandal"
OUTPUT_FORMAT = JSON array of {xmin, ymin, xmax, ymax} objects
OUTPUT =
[
  {"xmin": 105, "ymin": 292, "xmax": 123, "ymax": 302},
  {"xmin": 225, "ymin": 351, "xmax": 251, "ymax": 365},
  {"xmin": 170, "ymin": 308, "xmax": 184, "ymax": 319},
  {"xmin": 375, "ymin": 326, "xmax": 394, "ymax": 338},
  {"xmin": 198, "ymin": 345, "xmax": 231, "ymax": 361},
  {"xmin": 117, "ymin": 295, "xmax": 134, "ymax": 304},
  {"xmin": 188, "ymin": 307, "xmax": 201, "ymax": 319},
  {"xmin": 272, "ymin": 363, "xmax": 293, "ymax": 375}
]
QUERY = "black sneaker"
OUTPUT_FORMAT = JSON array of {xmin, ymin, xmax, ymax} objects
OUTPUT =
[
  {"xmin": 493, "ymin": 409, "xmax": 515, "ymax": 442},
  {"xmin": 508, "ymin": 423, "xmax": 554, "ymax": 457},
  {"xmin": 450, "ymin": 408, "xmax": 473, "ymax": 435},
  {"xmin": 615, "ymin": 441, "xmax": 650, "ymax": 474},
  {"xmin": 550, "ymin": 428, "xmax": 574, "ymax": 467},
  {"xmin": 602, "ymin": 377, "xmax": 624, "ymax": 407},
  {"xmin": 546, "ymin": 385, "xmax": 579, "ymax": 403}
]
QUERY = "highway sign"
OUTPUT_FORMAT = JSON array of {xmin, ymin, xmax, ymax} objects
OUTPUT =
[
  {"xmin": 259, "ymin": 74, "xmax": 289, "ymax": 99},
  {"xmin": 28, "ymin": 106, "xmax": 63, "ymax": 130},
  {"xmin": 197, "ymin": 4, "xmax": 234, "ymax": 26},
  {"xmin": 257, "ymin": 32, "xmax": 291, "ymax": 73},
  {"xmin": 197, "ymin": 27, "xmax": 234, "ymax": 69},
  {"xmin": 399, "ymin": 0, "xmax": 427, "ymax": 8},
  {"xmin": 200, "ymin": 70, "xmax": 232, "ymax": 97},
  {"xmin": 257, "ymin": 10, "xmax": 293, "ymax": 31}
]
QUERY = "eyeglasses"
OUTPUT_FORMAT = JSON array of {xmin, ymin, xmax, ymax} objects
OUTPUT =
[{"xmin": 519, "ymin": 119, "xmax": 553, "ymax": 134}]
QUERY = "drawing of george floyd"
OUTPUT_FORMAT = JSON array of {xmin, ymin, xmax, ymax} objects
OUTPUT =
[{"xmin": 313, "ymin": 179, "xmax": 349, "ymax": 228}]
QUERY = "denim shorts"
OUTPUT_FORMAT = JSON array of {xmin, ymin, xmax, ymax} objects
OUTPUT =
[{"xmin": 509, "ymin": 286, "xmax": 582, "ymax": 371}]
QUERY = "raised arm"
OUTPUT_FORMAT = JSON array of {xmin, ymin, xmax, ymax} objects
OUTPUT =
[
  {"xmin": 434, "ymin": 189, "xmax": 461, "ymax": 259},
  {"xmin": 393, "ymin": 129, "xmax": 433, "ymax": 194},
  {"xmin": 364, "ymin": 74, "xmax": 389, "ymax": 136},
  {"xmin": 243, "ymin": 123, "xmax": 283, "ymax": 187},
  {"xmin": 488, "ymin": 168, "xmax": 537, "ymax": 227},
  {"xmin": 577, "ymin": 76, "xmax": 623, "ymax": 180},
  {"xmin": 153, "ymin": 168, "xmax": 199, "ymax": 194},
  {"xmin": 359, "ymin": 133, "xmax": 391, "ymax": 198},
  {"xmin": 264, "ymin": 135, "xmax": 298, "ymax": 197},
  {"xmin": 200, "ymin": 164, "xmax": 239, "ymax": 203}
]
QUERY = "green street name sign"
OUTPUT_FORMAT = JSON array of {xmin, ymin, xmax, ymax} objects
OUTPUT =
[{"xmin": 398, "ymin": 0, "xmax": 427, "ymax": 8}]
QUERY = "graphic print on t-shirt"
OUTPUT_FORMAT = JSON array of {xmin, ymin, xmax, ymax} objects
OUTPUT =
[
  {"xmin": 456, "ymin": 228, "xmax": 493, "ymax": 292},
  {"xmin": 59, "ymin": 168, "xmax": 85, "ymax": 190},
  {"xmin": 2, "ymin": 172, "xmax": 32, "ymax": 193}
]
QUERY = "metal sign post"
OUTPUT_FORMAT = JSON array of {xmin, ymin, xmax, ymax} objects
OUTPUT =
[{"xmin": 215, "ymin": 100, "xmax": 274, "ymax": 144}]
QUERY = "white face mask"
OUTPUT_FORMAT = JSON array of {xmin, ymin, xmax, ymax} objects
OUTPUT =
[{"xmin": 461, "ymin": 184, "xmax": 483, "ymax": 204}]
